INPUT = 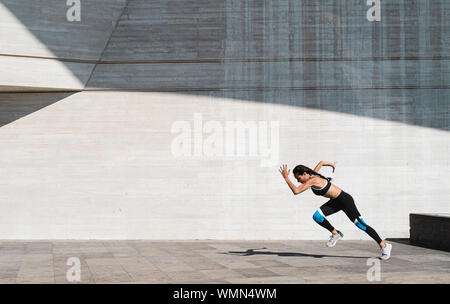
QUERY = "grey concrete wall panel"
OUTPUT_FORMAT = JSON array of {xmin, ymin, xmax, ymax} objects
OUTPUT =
[
  {"xmin": 0, "ymin": 90, "xmax": 448, "ymax": 239},
  {"xmin": 100, "ymin": 0, "xmax": 449, "ymax": 61},
  {"xmin": 87, "ymin": 59, "xmax": 449, "ymax": 89}
]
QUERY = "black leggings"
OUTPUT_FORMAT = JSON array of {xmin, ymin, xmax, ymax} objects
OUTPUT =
[{"xmin": 312, "ymin": 191, "xmax": 383, "ymax": 244}]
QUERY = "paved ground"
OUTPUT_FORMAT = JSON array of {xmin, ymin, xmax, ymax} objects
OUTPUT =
[{"xmin": 0, "ymin": 240, "xmax": 448, "ymax": 284}]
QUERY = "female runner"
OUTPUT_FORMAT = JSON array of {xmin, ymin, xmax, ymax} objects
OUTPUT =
[{"xmin": 279, "ymin": 161, "xmax": 392, "ymax": 260}]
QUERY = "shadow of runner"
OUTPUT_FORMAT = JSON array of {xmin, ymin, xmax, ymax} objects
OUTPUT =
[{"xmin": 223, "ymin": 248, "xmax": 371, "ymax": 259}]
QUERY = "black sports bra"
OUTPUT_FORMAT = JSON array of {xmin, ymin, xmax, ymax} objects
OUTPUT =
[{"xmin": 310, "ymin": 175, "xmax": 332, "ymax": 196}]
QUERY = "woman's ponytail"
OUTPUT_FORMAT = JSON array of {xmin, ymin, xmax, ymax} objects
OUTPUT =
[{"xmin": 293, "ymin": 165, "xmax": 333, "ymax": 182}]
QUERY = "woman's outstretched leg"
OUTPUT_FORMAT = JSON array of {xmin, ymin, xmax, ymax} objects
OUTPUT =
[
  {"xmin": 339, "ymin": 191, "xmax": 392, "ymax": 259},
  {"xmin": 353, "ymin": 216, "xmax": 392, "ymax": 260},
  {"xmin": 353, "ymin": 216, "xmax": 383, "ymax": 245}
]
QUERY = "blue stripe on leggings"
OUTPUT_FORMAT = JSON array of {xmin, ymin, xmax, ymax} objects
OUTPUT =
[
  {"xmin": 313, "ymin": 210, "xmax": 324, "ymax": 223},
  {"xmin": 355, "ymin": 218, "xmax": 367, "ymax": 231}
]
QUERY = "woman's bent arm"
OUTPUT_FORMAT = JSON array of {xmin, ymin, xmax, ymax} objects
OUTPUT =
[
  {"xmin": 283, "ymin": 176, "xmax": 312, "ymax": 195},
  {"xmin": 314, "ymin": 161, "xmax": 337, "ymax": 173}
]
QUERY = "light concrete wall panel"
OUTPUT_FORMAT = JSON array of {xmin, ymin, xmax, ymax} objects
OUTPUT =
[{"xmin": 0, "ymin": 91, "xmax": 448, "ymax": 239}]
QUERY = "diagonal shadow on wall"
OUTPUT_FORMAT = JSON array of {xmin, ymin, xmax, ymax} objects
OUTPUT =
[{"xmin": 0, "ymin": 92, "xmax": 76, "ymax": 128}]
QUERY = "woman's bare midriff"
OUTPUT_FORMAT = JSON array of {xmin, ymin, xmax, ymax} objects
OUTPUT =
[
  {"xmin": 312, "ymin": 177, "xmax": 343, "ymax": 199},
  {"xmin": 323, "ymin": 184, "xmax": 342, "ymax": 199}
]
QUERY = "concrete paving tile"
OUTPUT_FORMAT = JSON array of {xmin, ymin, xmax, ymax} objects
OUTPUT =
[
  {"xmin": 162, "ymin": 243, "xmax": 216, "ymax": 251},
  {"xmin": 86, "ymin": 265, "xmax": 124, "ymax": 275},
  {"xmin": 127, "ymin": 270, "xmax": 172, "ymax": 283},
  {"xmin": 223, "ymin": 250, "xmax": 291, "ymax": 261},
  {"xmin": 0, "ymin": 261, "xmax": 21, "ymax": 269},
  {"xmin": 234, "ymin": 267, "xmax": 282, "ymax": 278},
  {"xmin": 197, "ymin": 279, "xmax": 231, "ymax": 283},
  {"xmin": 199, "ymin": 268, "xmax": 247, "ymax": 280},
  {"xmin": 81, "ymin": 246, "xmax": 112, "ymax": 254},
  {"xmin": 162, "ymin": 250, "xmax": 207, "ymax": 260},
  {"xmin": 164, "ymin": 270, "xmax": 209, "ymax": 282},
  {"xmin": 136, "ymin": 247, "xmax": 175, "ymax": 258},
  {"xmin": 54, "ymin": 274, "xmax": 95, "ymax": 284},
  {"xmin": 177, "ymin": 256, "xmax": 227, "ymax": 271},
  {"xmin": 102, "ymin": 241, "xmax": 132, "ymax": 247},
  {"xmin": 144, "ymin": 257, "xmax": 196, "ymax": 273},
  {"xmin": 0, "ymin": 271, "xmax": 19, "ymax": 279},
  {"xmin": 116, "ymin": 256, "xmax": 161, "ymax": 273},
  {"xmin": 21, "ymin": 253, "xmax": 53, "ymax": 261},
  {"xmin": 53, "ymin": 254, "xmax": 86, "ymax": 263},
  {"xmin": 16, "ymin": 277, "xmax": 55, "ymax": 284},
  {"xmin": 53, "ymin": 264, "xmax": 93, "ymax": 280},
  {"xmin": 25, "ymin": 243, "xmax": 52, "ymax": 253},
  {"xmin": 92, "ymin": 271, "xmax": 134, "ymax": 283},
  {"xmin": 208, "ymin": 243, "xmax": 255, "ymax": 251},
  {"xmin": 303, "ymin": 273, "xmax": 368, "ymax": 284},
  {"xmin": 276, "ymin": 256, "xmax": 354, "ymax": 268},
  {"xmin": 222, "ymin": 277, "xmax": 262, "ymax": 283},
  {"xmin": 287, "ymin": 265, "xmax": 344, "ymax": 277},
  {"xmin": 53, "ymin": 241, "xmax": 105, "ymax": 248},
  {"xmin": 248, "ymin": 276, "xmax": 306, "ymax": 284},
  {"xmin": 107, "ymin": 246, "xmax": 141, "ymax": 257},
  {"xmin": 224, "ymin": 275, "xmax": 303, "ymax": 284},
  {"xmin": 85, "ymin": 258, "xmax": 128, "ymax": 276},
  {"xmin": 0, "ymin": 255, "xmax": 25, "ymax": 263},
  {"xmin": 381, "ymin": 271, "xmax": 450, "ymax": 284},
  {"xmin": 0, "ymin": 243, "xmax": 26, "ymax": 250},
  {"xmin": 332, "ymin": 264, "xmax": 376, "ymax": 275},
  {"xmin": 16, "ymin": 263, "xmax": 55, "ymax": 283},
  {"xmin": 212, "ymin": 258, "xmax": 262, "ymax": 270},
  {"xmin": 85, "ymin": 257, "xmax": 119, "ymax": 266},
  {"xmin": 247, "ymin": 259, "xmax": 293, "ymax": 268},
  {"xmin": 410, "ymin": 262, "xmax": 450, "ymax": 272},
  {"xmin": 395, "ymin": 254, "xmax": 450, "ymax": 264},
  {"xmin": 82, "ymin": 252, "xmax": 115, "ymax": 259},
  {"xmin": 17, "ymin": 268, "xmax": 54, "ymax": 278},
  {"xmin": 52, "ymin": 247, "xmax": 84, "ymax": 255},
  {"xmin": 0, "ymin": 248, "xmax": 26, "ymax": 255},
  {"xmin": 272, "ymin": 264, "xmax": 369, "ymax": 279}
]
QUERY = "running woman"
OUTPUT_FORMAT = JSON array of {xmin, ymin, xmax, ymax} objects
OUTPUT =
[{"xmin": 279, "ymin": 161, "xmax": 392, "ymax": 260}]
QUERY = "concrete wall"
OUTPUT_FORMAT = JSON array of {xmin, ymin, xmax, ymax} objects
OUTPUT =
[
  {"xmin": 0, "ymin": 90, "xmax": 448, "ymax": 240},
  {"xmin": 0, "ymin": 0, "xmax": 448, "ymax": 239},
  {"xmin": 88, "ymin": 0, "xmax": 450, "ymax": 92},
  {"xmin": 0, "ymin": 0, "xmax": 126, "ymax": 91}
]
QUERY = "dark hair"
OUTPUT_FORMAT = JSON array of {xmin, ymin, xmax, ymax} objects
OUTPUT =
[{"xmin": 292, "ymin": 165, "xmax": 332, "ymax": 182}]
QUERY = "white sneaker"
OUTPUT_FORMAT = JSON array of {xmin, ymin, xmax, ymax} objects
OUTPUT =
[
  {"xmin": 380, "ymin": 243, "xmax": 392, "ymax": 260},
  {"xmin": 326, "ymin": 231, "xmax": 344, "ymax": 247}
]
